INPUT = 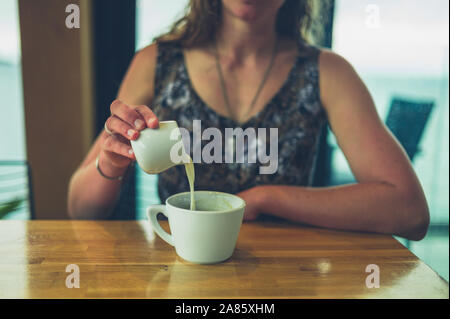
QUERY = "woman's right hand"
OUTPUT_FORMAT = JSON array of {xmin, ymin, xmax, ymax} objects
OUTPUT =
[{"xmin": 99, "ymin": 99, "xmax": 159, "ymax": 176}]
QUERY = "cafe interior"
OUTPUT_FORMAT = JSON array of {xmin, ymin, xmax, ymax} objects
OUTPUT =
[{"xmin": 0, "ymin": 0, "xmax": 448, "ymax": 299}]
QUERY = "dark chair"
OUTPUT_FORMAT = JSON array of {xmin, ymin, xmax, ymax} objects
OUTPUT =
[
  {"xmin": 328, "ymin": 97, "xmax": 435, "ymax": 187},
  {"xmin": 385, "ymin": 97, "xmax": 434, "ymax": 161},
  {"xmin": 385, "ymin": 98, "xmax": 434, "ymax": 250},
  {"xmin": 0, "ymin": 160, "xmax": 35, "ymax": 219},
  {"xmin": 312, "ymin": 124, "xmax": 333, "ymax": 187}
]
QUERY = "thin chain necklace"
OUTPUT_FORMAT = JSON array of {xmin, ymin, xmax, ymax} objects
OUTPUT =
[{"xmin": 213, "ymin": 38, "xmax": 278, "ymax": 123}]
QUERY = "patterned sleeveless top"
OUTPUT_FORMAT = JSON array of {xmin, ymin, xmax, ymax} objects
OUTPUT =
[{"xmin": 149, "ymin": 41, "xmax": 328, "ymax": 203}]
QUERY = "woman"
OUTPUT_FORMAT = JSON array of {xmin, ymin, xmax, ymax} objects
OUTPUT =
[{"xmin": 68, "ymin": 0, "xmax": 429, "ymax": 240}]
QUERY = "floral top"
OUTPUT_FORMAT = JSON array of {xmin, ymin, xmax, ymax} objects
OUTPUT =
[{"xmin": 149, "ymin": 41, "xmax": 328, "ymax": 203}]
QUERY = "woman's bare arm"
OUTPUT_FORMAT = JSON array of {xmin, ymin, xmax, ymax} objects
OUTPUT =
[
  {"xmin": 238, "ymin": 50, "xmax": 429, "ymax": 241},
  {"xmin": 67, "ymin": 44, "xmax": 158, "ymax": 219}
]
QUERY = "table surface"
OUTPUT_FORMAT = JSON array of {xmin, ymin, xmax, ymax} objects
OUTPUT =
[{"xmin": 0, "ymin": 220, "xmax": 448, "ymax": 299}]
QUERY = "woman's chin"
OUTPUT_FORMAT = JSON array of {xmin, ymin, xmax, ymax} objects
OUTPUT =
[
  {"xmin": 235, "ymin": 8, "xmax": 260, "ymax": 22},
  {"xmin": 223, "ymin": 0, "xmax": 281, "ymax": 23}
]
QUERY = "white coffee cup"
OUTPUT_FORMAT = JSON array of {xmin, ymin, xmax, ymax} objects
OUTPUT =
[
  {"xmin": 147, "ymin": 191, "xmax": 246, "ymax": 264},
  {"xmin": 130, "ymin": 120, "xmax": 188, "ymax": 174}
]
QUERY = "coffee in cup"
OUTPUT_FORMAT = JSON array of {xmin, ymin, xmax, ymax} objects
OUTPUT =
[{"xmin": 147, "ymin": 191, "xmax": 245, "ymax": 264}]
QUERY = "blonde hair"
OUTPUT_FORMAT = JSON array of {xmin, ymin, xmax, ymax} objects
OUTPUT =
[{"xmin": 155, "ymin": 0, "xmax": 314, "ymax": 48}]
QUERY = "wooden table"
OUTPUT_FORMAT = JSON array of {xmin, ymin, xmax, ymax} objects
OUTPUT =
[{"xmin": 0, "ymin": 220, "xmax": 448, "ymax": 298}]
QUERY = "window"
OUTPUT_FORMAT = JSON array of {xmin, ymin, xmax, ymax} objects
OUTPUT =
[
  {"xmin": 0, "ymin": 0, "xmax": 30, "ymax": 220},
  {"xmin": 332, "ymin": 0, "xmax": 449, "ymax": 280}
]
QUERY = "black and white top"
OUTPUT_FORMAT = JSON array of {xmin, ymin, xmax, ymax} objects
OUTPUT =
[
  {"xmin": 112, "ymin": 40, "xmax": 328, "ymax": 218},
  {"xmin": 151, "ymin": 41, "xmax": 327, "ymax": 203}
]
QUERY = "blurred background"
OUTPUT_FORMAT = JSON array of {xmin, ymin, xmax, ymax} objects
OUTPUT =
[{"xmin": 0, "ymin": 0, "xmax": 448, "ymax": 281}]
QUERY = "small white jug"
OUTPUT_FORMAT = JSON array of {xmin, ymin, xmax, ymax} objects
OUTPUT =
[{"xmin": 130, "ymin": 120, "xmax": 189, "ymax": 174}]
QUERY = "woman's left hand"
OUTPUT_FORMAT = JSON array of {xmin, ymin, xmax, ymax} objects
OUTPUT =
[{"xmin": 236, "ymin": 187, "xmax": 266, "ymax": 221}]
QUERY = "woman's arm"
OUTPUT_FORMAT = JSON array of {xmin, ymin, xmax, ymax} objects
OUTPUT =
[
  {"xmin": 67, "ymin": 44, "xmax": 158, "ymax": 219},
  {"xmin": 238, "ymin": 50, "xmax": 429, "ymax": 241}
]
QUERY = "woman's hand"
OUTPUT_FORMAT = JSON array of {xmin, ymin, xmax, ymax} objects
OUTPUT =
[
  {"xmin": 236, "ymin": 186, "xmax": 266, "ymax": 221},
  {"xmin": 99, "ymin": 99, "xmax": 159, "ymax": 177}
]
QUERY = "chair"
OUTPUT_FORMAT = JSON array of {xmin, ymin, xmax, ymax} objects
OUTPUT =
[
  {"xmin": 328, "ymin": 97, "xmax": 435, "ymax": 186},
  {"xmin": 385, "ymin": 97, "xmax": 434, "ymax": 161},
  {"xmin": 386, "ymin": 98, "xmax": 434, "ymax": 249},
  {"xmin": 0, "ymin": 160, "xmax": 35, "ymax": 219},
  {"xmin": 312, "ymin": 124, "xmax": 333, "ymax": 186}
]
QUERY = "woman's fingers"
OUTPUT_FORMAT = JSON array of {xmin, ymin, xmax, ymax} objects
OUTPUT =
[
  {"xmin": 97, "ymin": 99, "xmax": 159, "ymax": 179},
  {"xmin": 105, "ymin": 116, "xmax": 140, "ymax": 140},
  {"xmin": 135, "ymin": 104, "xmax": 159, "ymax": 128},
  {"xmin": 110, "ymin": 99, "xmax": 159, "ymax": 130},
  {"xmin": 103, "ymin": 134, "xmax": 135, "ymax": 160},
  {"xmin": 110, "ymin": 99, "xmax": 146, "ymax": 130}
]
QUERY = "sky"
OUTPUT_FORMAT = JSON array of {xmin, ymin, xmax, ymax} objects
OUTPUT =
[{"xmin": 332, "ymin": 0, "xmax": 449, "ymax": 76}]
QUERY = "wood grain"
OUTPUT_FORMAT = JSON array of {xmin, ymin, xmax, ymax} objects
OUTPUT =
[
  {"xmin": 18, "ymin": 0, "xmax": 94, "ymax": 219},
  {"xmin": 0, "ymin": 220, "xmax": 447, "ymax": 298}
]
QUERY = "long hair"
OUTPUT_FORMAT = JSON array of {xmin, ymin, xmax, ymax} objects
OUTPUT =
[{"xmin": 155, "ymin": 0, "xmax": 314, "ymax": 47}]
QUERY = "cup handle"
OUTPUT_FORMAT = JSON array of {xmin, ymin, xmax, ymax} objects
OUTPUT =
[{"xmin": 147, "ymin": 205, "xmax": 174, "ymax": 246}]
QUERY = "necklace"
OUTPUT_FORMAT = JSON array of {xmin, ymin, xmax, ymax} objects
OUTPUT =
[{"xmin": 213, "ymin": 38, "xmax": 278, "ymax": 123}]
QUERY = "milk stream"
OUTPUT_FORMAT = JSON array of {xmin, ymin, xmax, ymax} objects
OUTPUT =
[{"xmin": 184, "ymin": 160, "xmax": 196, "ymax": 211}]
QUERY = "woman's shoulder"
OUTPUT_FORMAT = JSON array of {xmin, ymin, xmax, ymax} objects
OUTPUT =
[
  {"xmin": 134, "ymin": 41, "xmax": 183, "ymax": 65},
  {"xmin": 129, "ymin": 40, "xmax": 183, "ymax": 84},
  {"xmin": 134, "ymin": 42, "xmax": 158, "ymax": 67},
  {"xmin": 316, "ymin": 49, "xmax": 367, "ymax": 113},
  {"xmin": 318, "ymin": 49, "xmax": 355, "ymax": 76},
  {"xmin": 117, "ymin": 43, "xmax": 159, "ymax": 105},
  {"xmin": 297, "ymin": 41, "xmax": 353, "ymax": 71},
  {"xmin": 317, "ymin": 49, "xmax": 361, "ymax": 94}
]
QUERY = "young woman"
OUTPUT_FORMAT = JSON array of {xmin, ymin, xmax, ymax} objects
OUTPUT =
[{"xmin": 68, "ymin": 0, "xmax": 429, "ymax": 240}]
